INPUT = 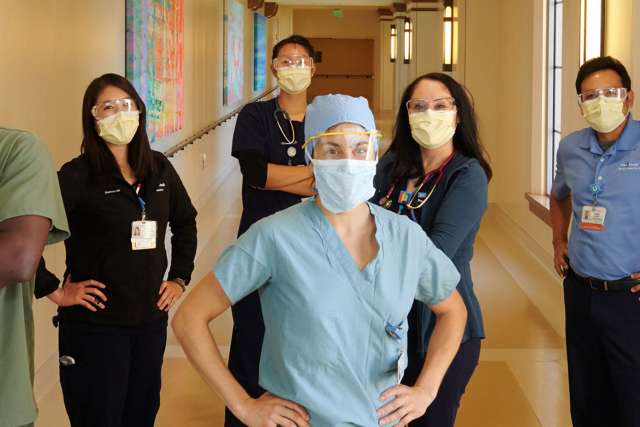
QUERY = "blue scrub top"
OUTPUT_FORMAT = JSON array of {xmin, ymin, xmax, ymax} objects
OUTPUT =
[
  {"xmin": 552, "ymin": 116, "xmax": 640, "ymax": 280},
  {"xmin": 214, "ymin": 198, "xmax": 460, "ymax": 426}
]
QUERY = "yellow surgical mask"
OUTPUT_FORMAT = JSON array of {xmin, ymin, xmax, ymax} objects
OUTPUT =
[
  {"xmin": 97, "ymin": 111, "xmax": 140, "ymax": 145},
  {"xmin": 581, "ymin": 96, "xmax": 627, "ymax": 133},
  {"xmin": 277, "ymin": 67, "xmax": 312, "ymax": 94},
  {"xmin": 409, "ymin": 110, "xmax": 456, "ymax": 150}
]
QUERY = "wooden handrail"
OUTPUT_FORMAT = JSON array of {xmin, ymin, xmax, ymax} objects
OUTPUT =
[{"xmin": 164, "ymin": 86, "xmax": 279, "ymax": 158}]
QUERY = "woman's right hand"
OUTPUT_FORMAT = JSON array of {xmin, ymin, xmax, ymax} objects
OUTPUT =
[
  {"xmin": 237, "ymin": 392, "xmax": 311, "ymax": 427},
  {"xmin": 50, "ymin": 275, "xmax": 107, "ymax": 311}
]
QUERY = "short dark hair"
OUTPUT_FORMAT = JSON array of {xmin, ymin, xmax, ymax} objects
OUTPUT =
[
  {"xmin": 575, "ymin": 56, "xmax": 632, "ymax": 94},
  {"xmin": 272, "ymin": 35, "xmax": 315, "ymax": 60},
  {"xmin": 81, "ymin": 73, "xmax": 155, "ymax": 180}
]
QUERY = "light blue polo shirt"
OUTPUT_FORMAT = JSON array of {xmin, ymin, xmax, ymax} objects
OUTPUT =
[
  {"xmin": 552, "ymin": 116, "xmax": 640, "ymax": 280},
  {"xmin": 214, "ymin": 198, "xmax": 460, "ymax": 426}
]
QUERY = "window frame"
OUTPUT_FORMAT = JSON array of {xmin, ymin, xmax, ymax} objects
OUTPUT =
[{"xmin": 546, "ymin": 0, "xmax": 563, "ymax": 194}]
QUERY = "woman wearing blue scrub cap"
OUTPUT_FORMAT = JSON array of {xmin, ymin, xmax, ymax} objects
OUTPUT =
[{"xmin": 173, "ymin": 94, "xmax": 467, "ymax": 427}]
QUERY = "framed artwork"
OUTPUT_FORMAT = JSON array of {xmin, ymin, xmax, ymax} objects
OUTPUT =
[
  {"xmin": 224, "ymin": 0, "xmax": 244, "ymax": 105},
  {"xmin": 253, "ymin": 13, "xmax": 267, "ymax": 92},
  {"xmin": 126, "ymin": 0, "xmax": 184, "ymax": 141}
]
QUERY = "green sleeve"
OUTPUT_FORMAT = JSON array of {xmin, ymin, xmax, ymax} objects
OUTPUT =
[{"xmin": 0, "ymin": 130, "xmax": 69, "ymax": 244}]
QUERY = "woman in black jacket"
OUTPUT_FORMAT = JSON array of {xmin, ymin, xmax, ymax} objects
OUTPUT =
[
  {"xmin": 36, "ymin": 73, "xmax": 197, "ymax": 427},
  {"xmin": 373, "ymin": 73, "xmax": 491, "ymax": 427}
]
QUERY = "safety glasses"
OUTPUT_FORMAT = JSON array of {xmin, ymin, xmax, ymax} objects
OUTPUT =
[
  {"xmin": 406, "ymin": 97, "xmax": 456, "ymax": 114},
  {"xmin": 272, "ymin": 55, "xmax": 314, "ymax": 70},
  {"xmin": 303, "ymin": 131, "xmax": 381, "ymax": 161},
  {"xmin": 92, "ymin": 97, "xmax": 138, "ymax": 119},
  {"xmin": 578, "ymin": 87, "xmax": 627, "ymax": 104}
]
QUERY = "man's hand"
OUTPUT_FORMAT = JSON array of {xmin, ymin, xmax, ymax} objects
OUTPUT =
[
  {"xmin": 553, "ymin": 240, "xmax": 569, "ymax": 277},
  {"xmin": 630, "ymin": 272, "xmax": 640, "ymax": 296}
]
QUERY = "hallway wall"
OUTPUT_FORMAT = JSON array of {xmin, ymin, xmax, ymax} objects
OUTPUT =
[
  {"xmin": 0, "ymin": 0, "xmax": 293, "ymax": 400},
  {"xmin": 464, "ymin": 0, "xmax": 640, "ymax": 270},
  {"xmin": 292, "ymin": 7, "xmax": 380, "ymax": 111}
]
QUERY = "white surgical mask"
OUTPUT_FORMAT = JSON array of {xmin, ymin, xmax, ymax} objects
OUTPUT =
[
  {"xmin": 409, "ymin": 110, "xmax": 456, "ymax": 150},
  {"xmin": 97, "ymin": 111, "xmax": 140, "ymax": 145},
  {"xmin": 278, "ymin": 67, "xmax": 312, "ymax": 94},
  {"xmin": 581, "ymin": 96, "xmax": 627, "ymax": 133},
  {"xmin": 311, "ymin": 159, "xmax": 377, "ymax": 214}
]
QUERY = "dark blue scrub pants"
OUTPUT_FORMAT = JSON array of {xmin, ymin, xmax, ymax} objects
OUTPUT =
[
  {"xmin": 402, "ymin": 337, "xmax": 481, "ymax": 427},
  {"xmin": 564, "ymin": 270, "xmax": 640, "ymax": 427},
  {"xmin": 58, "ymin": 316, "xmax": 167, "ymax": 427},
  {"xmin": 225, "ymin": 291, "xmax": 265, "ymax": 427}
]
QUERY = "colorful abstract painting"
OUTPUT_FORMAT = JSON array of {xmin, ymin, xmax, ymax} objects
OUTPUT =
[
  {"xmin": 253, "ymin": 13, "xmax": 267, "ymax": 92},
  {"xmin": 126, "ymin": 0, "xmax": 184, "ymax": 141},
  {"xmin": 224, "ymin": 0, "xmax": 244, "ymax": 105}
]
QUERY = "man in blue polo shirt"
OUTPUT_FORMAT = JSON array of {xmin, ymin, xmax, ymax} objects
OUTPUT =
[{"xmin": 550, "ymin": 56, "xmax": 640, "ymax": 427}]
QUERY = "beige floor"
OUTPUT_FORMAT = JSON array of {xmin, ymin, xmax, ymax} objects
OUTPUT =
[{"xmin": 36, "ymin": 168, "xmax": 572, "ymax": 426}]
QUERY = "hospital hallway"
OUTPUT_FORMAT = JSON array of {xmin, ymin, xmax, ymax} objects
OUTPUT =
[
  {"xmin": 37, "ymin": 165, "xmax": 571, "ymax": 427},
  {"xmin": 4, "ymin": 0, "xmax": 640, "ymax": 426}
]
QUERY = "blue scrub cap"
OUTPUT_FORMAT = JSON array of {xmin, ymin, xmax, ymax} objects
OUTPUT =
[{"xmin": 304, "ymin": 94, "xmax": 376, "ymax": 144}]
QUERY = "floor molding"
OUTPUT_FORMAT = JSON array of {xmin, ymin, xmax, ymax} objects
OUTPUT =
[{"xmin": 483, "ymin": 204, "xmax": 565, "ymax": 339}]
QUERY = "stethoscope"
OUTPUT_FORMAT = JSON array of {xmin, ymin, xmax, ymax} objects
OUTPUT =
[{"xmin": 273, "ymin": 102, "xmax": 300, "ymax": 165}]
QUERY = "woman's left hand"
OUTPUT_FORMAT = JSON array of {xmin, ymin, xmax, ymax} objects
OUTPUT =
[
  {"xmin": 376, "ymin": 384, "xmax": 436, "ymax": 426},
  {"xmin": 157, "ymin": 280, "xmax": 184, "ymax": 311}
]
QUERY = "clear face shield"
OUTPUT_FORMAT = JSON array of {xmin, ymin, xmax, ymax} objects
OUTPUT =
[{"xmin": 303, "ymin": 126, "xmax": 381, "ymax": 162}]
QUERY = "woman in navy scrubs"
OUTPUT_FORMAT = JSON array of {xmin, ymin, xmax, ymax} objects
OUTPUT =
[
  {"xmin": 227, "ymin": 34, "xmax": 316, "ymax": 427},
  {"xmin": 374, "ymin": 73, "xmax": 492, "ymax": 427}
]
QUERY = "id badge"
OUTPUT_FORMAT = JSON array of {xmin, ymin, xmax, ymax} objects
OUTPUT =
[
  {"xmin": 131, "ymin": 220, "xmax": 157, "ymax": 250},
  {"xmin": 397, "ymin": 351, "xmax": 408, "ymax": 384},
  {"xmin": 580, "ymin": 205, "xmax": 606, "ymax": 231}
]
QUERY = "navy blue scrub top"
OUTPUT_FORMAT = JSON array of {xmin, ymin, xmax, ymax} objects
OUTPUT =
[
  {"xmin": 232, "ymin": 97, "xmax": 306, "ymax": 236},
  {"xmin": 373, "ymin": 152, "xmax": 488, "ymax": 354}
]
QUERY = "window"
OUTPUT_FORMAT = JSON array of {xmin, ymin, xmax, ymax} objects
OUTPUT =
[
  {"xmin": 546, "ymin": 0, "xmax": 563, "ymax": 193},
  {"xmin": 580, "ymin": 0, "xmax": 604, "ymax": 65}
]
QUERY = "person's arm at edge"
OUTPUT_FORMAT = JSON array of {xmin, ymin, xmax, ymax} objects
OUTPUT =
[
  {"xmin": 550, "ymin": 194, "xmax": 572, "ymax": 276},
  {"xmin": 0, "ymin": 215, "xmax": 51, "ymax": 287}
]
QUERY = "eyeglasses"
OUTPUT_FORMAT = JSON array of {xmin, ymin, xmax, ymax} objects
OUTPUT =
[
  {"xmin": 303, "ymin": 131, "xmax": 381, "ymax": 161},
  {"xmin": 578, "ymin": 87, "xmax": 628, "ymax": 104},
  {"xmin": 272, "ymin": 55, "xmax": 314, "ymax": 70},
  {"xmin": 406, "ymin": 97, "xmax": 456, "ymax": 113},
  {"xmin": 91, "ymin": 97, "xmax": 138, "ymax": 119}
]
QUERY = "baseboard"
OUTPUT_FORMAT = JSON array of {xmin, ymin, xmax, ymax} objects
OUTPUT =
[
  {"xmin": 484, "ymin": 204, "xmax": 565, "ymax": 339},
  {"xmin": 490, "ymin": 204, "xmax": 556, "ymax": 277}
]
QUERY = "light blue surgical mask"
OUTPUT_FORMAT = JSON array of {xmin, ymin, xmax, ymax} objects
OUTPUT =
[{"xmin": 311, "ymin": 159, "xmax": 377, "ymax": 213}]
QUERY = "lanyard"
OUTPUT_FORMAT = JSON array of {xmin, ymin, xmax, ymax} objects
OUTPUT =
[
  {"xmin": 135, "ymin": 183, "xmax": 146, "ymax": 220},
  {"xmin": 379, "ymin": 152, "xmax": 456, "ymax": 211},
  {"xmin": 591, "ymin": 183, "xmax": 602, "ymax": 205}
]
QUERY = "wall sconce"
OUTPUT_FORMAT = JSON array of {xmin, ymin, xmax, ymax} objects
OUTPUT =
[
  {"xmin": 390, "ymin": 24, "xmax": 397, "ymax": 63},
  {"xmin": 403, "ymin": 17, "xmax": 412, "ymax": 64},
  {"xmin": 443, "ymin": 0, "xmax": 454, "ymax": 71},
  {"xmin": 580, "ymin": 0, "xmax": 604, "ymax": 64}
]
